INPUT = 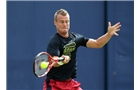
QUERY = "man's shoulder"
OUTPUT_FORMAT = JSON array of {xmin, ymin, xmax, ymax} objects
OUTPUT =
[
  {"xmin": 48, "ymin": 33, "xmax": 60, "ymax": 43},
  {"xmin": 49, "ymin": 33, "xmax": 59, "ymax": 39}
]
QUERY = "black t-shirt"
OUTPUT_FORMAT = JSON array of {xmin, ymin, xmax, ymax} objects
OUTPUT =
[{"xmin": 46, "ymin": 32, "xmax": 89, "ymax": 81}]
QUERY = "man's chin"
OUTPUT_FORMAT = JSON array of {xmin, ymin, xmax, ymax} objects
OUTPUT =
[
  {"xmin": 62, "ymin": 29, "xmax": 68, "ymax": 31},
  {"xmin": 62, "ymin": 32, "xmax": 68, "ymax": 35},
  {"xmin": 62, "ymin": 29, "xmax": 68, "ymax": 32}
]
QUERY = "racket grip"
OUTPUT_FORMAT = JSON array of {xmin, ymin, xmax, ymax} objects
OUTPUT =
[{"xmin": 58, "ymin": 57, "xmax": 65, "ymax": 61}]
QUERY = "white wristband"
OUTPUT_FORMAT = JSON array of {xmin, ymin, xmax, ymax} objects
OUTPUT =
[{"xmin": 57, "ymin": 61, "xmax": 64, "ymax": 65}]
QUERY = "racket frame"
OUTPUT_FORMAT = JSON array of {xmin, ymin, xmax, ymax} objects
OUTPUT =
[{"xmin": 33, "ymin": 52, "xmax": 64, "ymax": 78}]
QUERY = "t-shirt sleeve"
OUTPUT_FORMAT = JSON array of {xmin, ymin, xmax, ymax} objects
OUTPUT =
[
  {"xmin": 80, "ymin": 36, "xmax": 89, "ymax": 47},
  {"xmin": 75, "ymin": 33, "xmax": 89, "ymax": 47},
  {"xmin": 47, "ymin": 38, "xmax": 60, "ymax": 57}
]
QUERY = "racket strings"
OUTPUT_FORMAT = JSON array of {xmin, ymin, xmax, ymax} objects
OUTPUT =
[{"xmin": 34, "ymin": 54, "xmax": 49, "ymax": 77}]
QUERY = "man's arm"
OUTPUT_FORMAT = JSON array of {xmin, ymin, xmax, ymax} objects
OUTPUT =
[{"xmin": 86, "ymin": 22, "xmax": 121, "ymax": 48}]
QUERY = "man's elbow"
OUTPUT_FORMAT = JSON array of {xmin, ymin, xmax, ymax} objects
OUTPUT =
[{"xmin": 96, "ymin": 45, "xmax": 103, "ymax": 48}]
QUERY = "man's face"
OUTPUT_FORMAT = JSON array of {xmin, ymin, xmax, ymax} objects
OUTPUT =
[{"xmin": 54, "ymin": 14, "xmax": 70, "ymax": 35}]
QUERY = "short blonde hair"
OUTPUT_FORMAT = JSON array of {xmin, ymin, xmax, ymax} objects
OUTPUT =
[{"xmin": 54, "ymin": 9, "xmax": 69, "ymax": 21}]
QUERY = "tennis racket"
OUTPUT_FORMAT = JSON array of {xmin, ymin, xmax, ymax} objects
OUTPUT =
[{"xmin": 33, "ymin": 52, "xmax": 64, "ymax": 78}]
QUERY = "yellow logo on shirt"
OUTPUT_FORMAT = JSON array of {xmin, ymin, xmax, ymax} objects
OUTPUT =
[{"xmin": 63, "ymin": 42, "xmax": 76, "ymax": 57}]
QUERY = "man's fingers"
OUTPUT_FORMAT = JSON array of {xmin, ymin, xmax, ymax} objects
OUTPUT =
[
  {"xmin": 116, "ymin": 25, "xmax": 121, "ymax": 29},
  {"xmin": 114, "ymin": 32, "xmax": 119, "ymax": 36},
  {"xmin": 108, "ymin": 22, "xmax": 111, "ymax": 27},
  {"xmin": 116, "ymin": 29, "xmax": 120, "ymax": 32},
  {"xmin": 114, "ymin": 22, "xmax": 121, "ymax": 27},
  {"xmin": 63, "ymin": 55, "xmax": 70, "ymax": 64}
]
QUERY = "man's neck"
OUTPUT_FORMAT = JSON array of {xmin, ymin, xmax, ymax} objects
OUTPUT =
[{"xmin": 57, "ymin": 32, "xmax": 69, "ymax": 38}]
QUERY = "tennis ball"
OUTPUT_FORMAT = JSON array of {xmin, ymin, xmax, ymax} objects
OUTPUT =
[{"xmin": 40, "ymin": 62, "xmax": 49, "ymax": 69}]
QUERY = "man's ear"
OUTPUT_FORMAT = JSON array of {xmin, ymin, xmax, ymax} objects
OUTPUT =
[{"xmin": 54, "ymin": 20, "xmax": 56, "ymax": 25}]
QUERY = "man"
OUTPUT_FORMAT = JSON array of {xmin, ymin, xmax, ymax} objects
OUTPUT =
[{"xmin": 43, "ymin": 9, "xmax": 121, "ymax": 90}]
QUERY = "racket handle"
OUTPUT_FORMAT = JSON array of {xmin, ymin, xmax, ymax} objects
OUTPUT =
[{"xmin": 58, "ymin": 57, "xmax": 65, "ymax": 61}]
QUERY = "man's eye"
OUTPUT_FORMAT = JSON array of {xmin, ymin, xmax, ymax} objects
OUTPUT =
[
  {"xmin": 66, "ymin": 21, "xmax": 69, "ymax": 23},
  {"xmin": 60, "ymin": 21, "xmax": 64, "ymax": 23}
]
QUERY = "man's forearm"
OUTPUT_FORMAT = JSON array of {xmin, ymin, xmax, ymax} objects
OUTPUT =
[{"xmin": 96, "ymin": 32, "xmax": 112, "ymax": 48}]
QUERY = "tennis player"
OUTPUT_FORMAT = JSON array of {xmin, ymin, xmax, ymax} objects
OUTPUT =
[{"xmin": 43, "ymin": 9, "xmax": 121, "ymax": 90}]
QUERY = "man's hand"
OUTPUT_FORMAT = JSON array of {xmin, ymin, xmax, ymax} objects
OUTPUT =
[
  {"xmin": 108, "ymin": 22, "xmax": 121, "ymax": 36},
  {"xmin": 61, "ymin": 55, "xmax": 71, "ymax": 64},
  {"xmin": 52, "ymin": 55, "xmax": 70, "ymax": 67}
]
